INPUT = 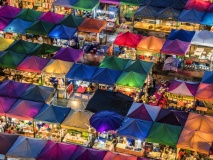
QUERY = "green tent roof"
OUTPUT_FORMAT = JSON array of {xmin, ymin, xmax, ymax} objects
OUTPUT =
[
  {"xmin": 99, "ymin": 56, "xmax": 130, "ymax": 70},
  {"xmin": 27, "ymin": 20, "xmax": 55, "ymax": 35},
  {"xmin": 72, "ymin": 0, "xmax": 99, "ymax": 11},
  {"xmin": 58, "ymin": 15, "xmax": 84, "ymax": 28},
  {"xmin": 116, "ymin": 71, "xmax": 147, "ymax": 88},
  {"xmin": 125, "ymin": 60, "xmax": 153, "ymax": 74},
  {"xmin": 0, "ymin": 51, "xmax": 26, "ymax": 69},
  {"xmin": 146, "ymin": 122, "xmax": 182, "ymax": 147},
  {"xmin": 120, "ymin": 0, "xmax": 142, "ymax": 6},
  {"xmin": 6, "ymin": 40, "xmax": 38, "ymax": 55},
  {"xmin": 16, "ymin": 8, "xmax": 43, "ymax": 22},
  {"xmin": 29, "ymin": 43, "xmax": 60, "ymax": 56}
]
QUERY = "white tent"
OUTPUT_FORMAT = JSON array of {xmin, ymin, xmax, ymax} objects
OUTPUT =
[{"xmin": 191, "ymin": 30, "xmax": 213, "ymax": 47}]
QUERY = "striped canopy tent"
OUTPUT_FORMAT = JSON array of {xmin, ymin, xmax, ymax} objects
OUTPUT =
[
  {"xmin": 17, "ymin": 56, "xmax": 50, "ymax": 73},
  {"xmin": 42, "ymin": 59, "xmax": 74, "ymax": 76},
  {"xmin": 58, "ymin": 15, "xmax": 84, "ymax": 28},
  {"xmin": 0, "ymin": 51, "xmax": 26, "ymax": 69},
  {"xmin": 137, "ymin": 35, "xmax": 165, "ymax": 53},
  {"xmin": 29, "ymin": 43, "xmax": 60, "ymax": 56},
  {"xmin": 38, "ymin": 11, "xmax": 64, "ymax": 24},
  {"xmin": 72, "ymin": 0, "xmax": 99, "ymax": 11},
  {"xmin": 27, "ymin": 20, "xmax": 55, "ymax": 35},
  {"xmin": 3, "ymin": 18, "xmax": 32, "ymax": 34},
  {"xmin": 78, "ymin": 18, "xmax": 106, "ymax": 33},
  {"xmin": 15, "ymin": 8, "xmax": 43, "ymax": 22},
  {"xmin": 0, "ymin": 38, "xmax": 14, "ymax": 51},
  {"xmin": 0, "ymin": 80, "xmax": 29, "ymax": 98},
  {"xmin": 114, "ymin": 31, "xmax": 142, "ymax": 48},
  {"xmin": 99, "ymin": 56, "xmax": 130, "ymax": 71},
  {"xmin": 6, "ymin": 40, "xmax": 38, "ymax": 55},
  {"xmin": 0, "ymin": 5, "xmax": 21, "ymax": 19},
  {"xmin": 6, "ymin": 99, "xmax": 44, "ymax": 120}
]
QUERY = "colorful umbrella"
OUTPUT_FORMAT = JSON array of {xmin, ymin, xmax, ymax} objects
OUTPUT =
[{"xmin": 90, "ymin": 111, "xmax": 123, "ymax": 132}]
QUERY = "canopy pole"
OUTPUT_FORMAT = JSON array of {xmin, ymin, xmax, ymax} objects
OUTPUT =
[
  {"xmin": 64, "ymin": 75, "xmax": 67, "ymax": 99},
  {"xmin": 60, "ymin": 124, "xmax": 63, "ymax": 142},
  {"xmin": 4, "ymin": 113, "xmax": 7, "ymax": 132},
  {"xmin": 33, "ymin": 120, "xmax": 35, "ymax": 138}
]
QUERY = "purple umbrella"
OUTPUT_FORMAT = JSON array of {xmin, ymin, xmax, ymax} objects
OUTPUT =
[{"xmin": 90, "ymin": 111, "xmax": 123, "ymax": 132}]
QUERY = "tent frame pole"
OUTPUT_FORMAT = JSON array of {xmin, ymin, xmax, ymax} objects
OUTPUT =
[{"xmin": 33, "ymin": 120, "xmax": 35, "ymax": 138}]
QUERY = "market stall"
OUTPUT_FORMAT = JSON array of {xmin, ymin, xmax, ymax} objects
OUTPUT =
[
  {"xmin": 90, "ymin": 111, "xmax": 123, "ymax": 151},
  {"xmin": 145, "ymin": 122, "xmax": 182, "ymax": 159},
  {"xmin": 20, "ymin": 84, "xmax": 55, "ymax": 103},
  {"xmin": 137, "ymin": 36, "xmax": 165, "ymax": 63},
  {"xmin": 86, "ymin": 89, "xmax": 133, "ymax": 116},
  {"xmin": 6, "ymin": 99, "xmax": 45, "ymax": 137},
  {"xmin": 166, "ymin": 79, "xmax": 199, "ymax": 110},
  {"xmin": 65, "ymin": 63, "xmax": 97, "ymax": 98},
  {"xmin": 58, "ymin": 14, "xmax": 84, "ymax": 28},
  {"xmin": 177, "ymin": 112, "xmax": 213, "ymax": 158},
  {"xmin": 127, "ymin": 103, "xmax": 161, "ymax": 121},
  {"xmin": 103, "ymin": 152, "xmax": 138, "ymax": 160},
  {"xmin": 78, "ymin": 18, "xmax": 106, "ymax": 43},
  {"xmin": 163, "ymin": 57, "xmax": 181, "ymax": 72},
  {"xmin": 0, "ymin": 133, "xmax": 19, "ymax": 159},
  {"xmin": 70, "ymin": 146, "xmax": 107, "ymax": 160},
  {"xmin": 62, "ymin": 111, "xmax": 94, "ymax": 146},
  {"xmin": 113, "ymin": 31, "xmax": 142, "ymax": 60},
  {"xmin": 48, "ymin": 24, "xmax": 77, "ymax": 41},
  {"xmin": 16, "ymin": 8, "xmax": 43, "ymax": 22},
  {"xmin": 116, "ymin": 117, "xmax": 153, "ymax": 157},
  {"xmin": 41, "ymin": 59, "xmax": 74, "ymax": 98},
  {"xmin": 53, "ymin": 47, "xmax": 84, "ymax": 63},
  {"xmin": 0, "ymin": 38, "xmax": 14, "ymax": 51},
  {"xmin": 52, "ymin": 0, "xmax": 74, "ymax": 15},
  {"xmin": 90, "ymin": 68, "xmax": 122, "ymax": 90},
  {"xmin": 6, "ymin": 136, "xmax": 47, "ymax": 160},
  {"xmin": 167, "ymin": 29, "xmax": 195, "ymax": 42},
  {"xmin": 34, "ymin": 105, "xmax": 71, "ymax": 142},
  {"xmin": 0, "ymin": 17, "xmax": 13, "ymax": 31},
  {"xmin": 0, "ymin": 5, "xmax": 21, "ymax": 19},
  {"xmin": 37, "ymin": 140, "xmax": 77, "ymax": 160},
  {"xmin": 99, "ymin": 56, "xmax": 130, "ymax": 71},
  {"xmin": 155, "ymin": 109, "xmax": 189, "ymax": 126},
  {"xmin": 38, "ymin": 11, "xmax": 64, "ymax": 24},
  {"xmin": 0, "ymin": 80, "xmax": 29, "ymax": 98}
]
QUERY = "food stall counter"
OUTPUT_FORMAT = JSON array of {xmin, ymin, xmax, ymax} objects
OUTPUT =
[
  {"xmin": 116, "ymin": 143, "xmax": 144, "ymax": 157},
  {"xmin": 93, "ymin": 139, "xmax": 114, "ymax": 151}
]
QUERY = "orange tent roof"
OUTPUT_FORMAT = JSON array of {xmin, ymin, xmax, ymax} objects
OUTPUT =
[
  {"xmin": 137, "ymin": 35, "xmax": 165, "ymax": 52},
  {"xmin": 78, "ymin": 18, "xmax": 106, "ymax": 33},
  {"xmin": 195, "ymin": 83, "xmax": 213, "ymax": 102}
]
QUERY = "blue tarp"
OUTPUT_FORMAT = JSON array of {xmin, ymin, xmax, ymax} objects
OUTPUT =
[
  {"xmin": 117, "ymin": 117, "xmax": 153, "ymax": 140},
  {"xmin": 6, "ymin": 136, "xmax": 47, "ymax": 159},
  {"xmin": 34, "ymin": 104, "xmax": 71, "ymax": 124},
  {"xmin": 201, "ymin": 71, "xmax": 213, "ymax": 84},
  {"xmin": 66, "ymin": 63, "xmax": 97, "ymax": 81},
  {"xmin": 48, "ymin": 25, "xmax": 77, "ymax": 40},
  {"xmin": 178, "ymin": 9, "xmax": 205, "ymax": 24},
  {"xmin": 201, "ymin": 12, "xmax": 213, "ymax": 26},
  {"xmin": 3, "ymin": 18, "xmax": 32, "ymax": 34},
  {"xmin": 20, "ymin": 84, "xmax": 55, "ymax": 102},
  {"xmin": 90, "ymin": 68, "xmax": 121, "ymax": 86},
  {"xmin": 52, "ymin": 0, "xmax": 77, "ymax": 7},
  {"xmin": 168, "ymin": 29, "xmax": 195, "ymax": 42}
]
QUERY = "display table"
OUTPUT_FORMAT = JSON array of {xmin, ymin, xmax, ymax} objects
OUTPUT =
[
  {"xmin": 93, "ymin": 139, "xmax": 114, "ymax": 151},
  {"xmin": 147, "ymin": 151, "xmax": 161, "ymax": 159},
  {"xmin": 63, "ymin": 134, "xmax": 89, "ymax": 146},
  {"xmin": 116, "ymin": 143, "xmax": 144, "ymax": 157}
]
